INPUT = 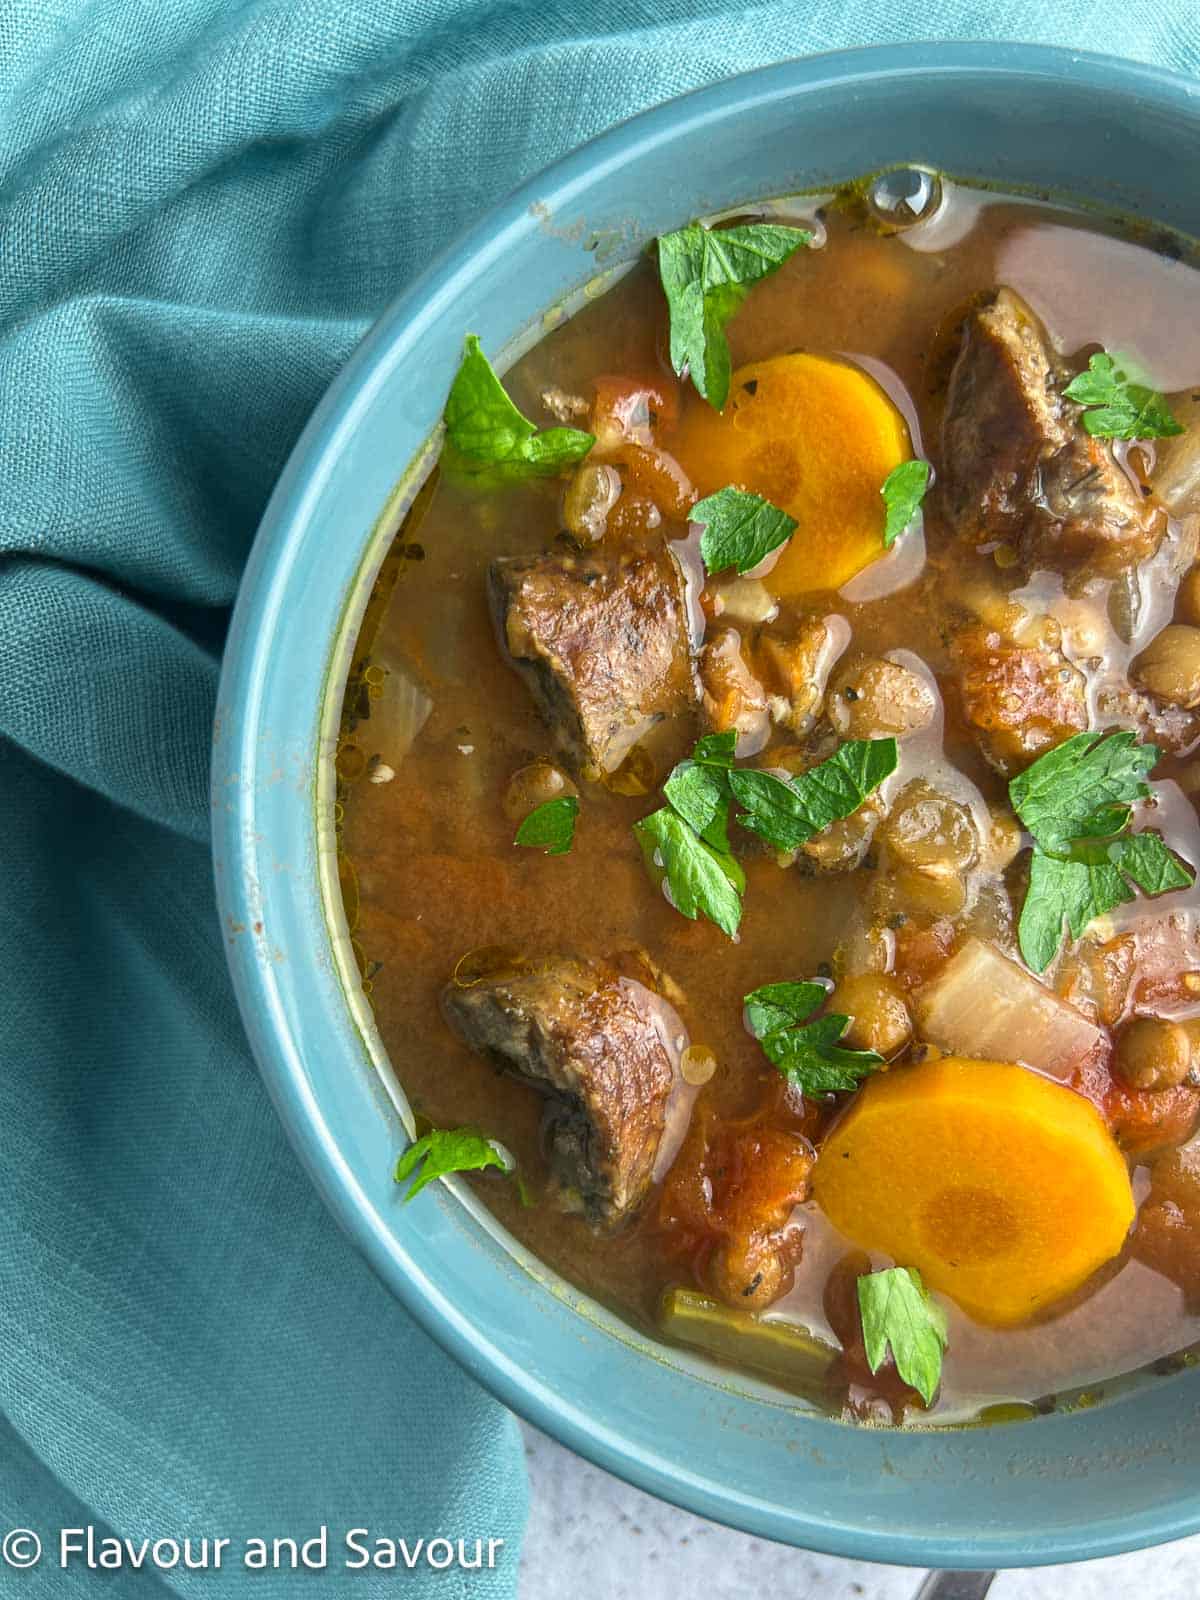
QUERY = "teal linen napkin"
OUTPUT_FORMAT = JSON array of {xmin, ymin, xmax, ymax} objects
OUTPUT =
[{"xmin": 2, "ymin": 3, "xmax": 1198, "ymax": 1594}]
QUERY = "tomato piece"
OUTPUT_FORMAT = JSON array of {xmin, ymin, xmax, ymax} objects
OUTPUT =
[
  {"xmin": 658, "ymin": 1103, "xmax": 814, "ymax": 1311},
  {"xmin": 590, "ymin": 373, "xmax": 681, "ymax": 449},
  {"xmin": 1104, "ymin": 1080, "xmax": 1200, "ymax": 1158}
]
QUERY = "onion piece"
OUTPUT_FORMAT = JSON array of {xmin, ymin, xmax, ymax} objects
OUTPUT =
[
  {"xmin": 914, "ymin": 937, "xmax": 1104, "ymax": 1080},
  {"xmin": 370, "ymin": 652, "xmax": 433, "ymax": 765},
  {"xmin": 710, "ymin": 576, "xmax": 779, "ymax": 626}
]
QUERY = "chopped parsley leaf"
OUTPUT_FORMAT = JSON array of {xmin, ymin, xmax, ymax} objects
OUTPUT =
[
  {"xmin": 1009, "ymin": 729, "xmax": 1194, "ymax": 971},
  {"xmin": 443, "ymin": 334, "xmax": 594, "ymax": 482},
  {"xmin": 1063, "ymin": 352, "xmax": 1183, "ymax": 441},
  {"xmin": 657, "ymin": 222, "xmax": 812, "ymax": 409},
  {"xmin": 691, "ymin": 486, "xmax": 797, "ymax": 575},
  {"xmin": 634, "ymin": 805, "xmax": 744, "ymax": 938},
  {"xmin": 744, "ymin": 980, "xmax": 883, "ymax": 1097},
  {"xmin": 394, "ymin": 1127, "xmax": 511, "ymax": 1202},
  {"xmin": 730, "ymin": 738, "xmax": 897, "ymax": 852},
  {"xmin": 858, "ymin": 1267, "xmax": 948, "ymax": 1406},
  {"xmin": 1009, "ymin": 729, "xmax": 1156, "ymax": 857},
  {"xmin": 514, "ymin": 796, "xmax": 579, "ymax": 855},
  {"xmin": 880, "ymin": 459, "xmax": 931, "ymax": 548},
  {"xmin": 634, "ymin": 732, "xmax": 895, "ymax": 937}
]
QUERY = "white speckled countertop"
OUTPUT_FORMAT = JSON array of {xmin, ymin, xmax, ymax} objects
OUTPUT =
[{"xmin": 518, "ymin": 1422, "xmax": 1200, "ymax": 1600}]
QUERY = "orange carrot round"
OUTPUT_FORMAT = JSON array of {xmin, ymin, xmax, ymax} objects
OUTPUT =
[
  {"xmin": 667, "ymin": 353, "xmax": 911, "ymax": 594},
  {"xmin": 812, "ymin": 1057, "xmax": 1135, "ymax": 1326}
]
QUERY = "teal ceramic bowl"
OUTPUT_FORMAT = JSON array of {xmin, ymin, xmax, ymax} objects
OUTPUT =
[{"xmin": 213, "ymin": 43, "xmax": 1200, "ymax": 1567}]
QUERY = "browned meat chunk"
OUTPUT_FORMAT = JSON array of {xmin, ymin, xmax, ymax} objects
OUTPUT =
[
  {"xmin": 442, "ymin": 953, "xmax": 681, "ymax": 1228},
  {"xmin": 953, "ymin": 624, "xmax": 1087, "ymax": 773},
  {"xmin": 490, "ymin": 545, "xmax": 695, "ymax": 777},
  {"xmin": 940, "ymin": 290, "xmax": 1161, "ymax": 576}
]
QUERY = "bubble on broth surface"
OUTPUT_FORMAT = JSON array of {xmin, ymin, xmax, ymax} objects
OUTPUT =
[
  {"xmin": 680, "ymin": 1044, "xmax": 717, "ymax": 1085},
  {"xmin": 865, "ymin": 167, "xmax": 943, "ymax": 231},
  {"xmin": 451, "ymin": 945, "xmax": 529, "ymax": 988}
]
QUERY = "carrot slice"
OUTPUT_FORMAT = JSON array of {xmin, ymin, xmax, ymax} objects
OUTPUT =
[
  {"xmin": 667, "ymin": 353, "xmax": 910, "ymax": 594},
  {"xmin": 812, "ymin": 1057, "xmax": 1135, "ymax": 1326}
]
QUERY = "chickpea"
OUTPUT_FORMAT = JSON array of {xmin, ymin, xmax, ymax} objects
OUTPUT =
[
  {"xmin": 1114, "ymin": 1016, "xmax": 1193, "ymax": 1090},
  {"xmin": 709, "ymin": 1237, "xmax": 786, "ymax": 1311},
  {"xmin": 828, "ymin": 655, "xmax": 937, "ymax": 741},
  {"xmin": 562, "ymin": 462, "xmax": 621, "ymax": 544},
  {"xmin": 1132, "ymin": 624, "xmax": 1200, "ymax": 709},
  {"xmin": 503, "ymin": 759, "xmax": 577, "ymax": 823},
  {"xmin": 833, "ymin": 973, "xmax": 913, "ymax": 1058},
  {"xmin": 883, "ymin": 781, "xmax": 978, "ymax": 873},
  {"xmin": 882, "ymin": 862, "xmax": 968, "ymax": 918},
  {"xmin": 802, "ymin": 795, "xmax": 884, "ymax": 872},
  {"xmin": 1177, "ymin": 567, "xmax": 1200, "ymax": 628},
  {"xmin": 833, "ymin": 917, "xmax": 892, "ymax": 979}
]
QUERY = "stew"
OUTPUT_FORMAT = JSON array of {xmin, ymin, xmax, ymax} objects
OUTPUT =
[{"xmin": 338, "ymin": 173, "xmax": 1200, "ymax": 1423}]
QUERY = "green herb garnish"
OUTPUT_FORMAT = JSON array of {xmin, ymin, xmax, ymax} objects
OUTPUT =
[
  {"xmin": 635, "ymin": 732, "xmax": 895, "ymax": 938},
  {"xmin": 634, "ymin": 805, "xmax": 745, "ymax": 939},
  {"xmin": 1017, "ymin": 834, "xmax": 1193, "ymax": 975},
  {"xmin": 514, "ymin": 796, "xmax": 579, "ymax": 855},
  {"xmin": 662, "ymin": 727, "xmax": 738, "ymax": 852},
  {"xmin": 662, "ymin": 763, "xmax": 732, "ymax": 852},
  {"xmin": 729, "ymin": 738, "xmax": 898, "ymax": 852},
  {"xmin": 1062, "ymin": 352, "xmax": 1183, "ymax": 441},
  {"xmin": 1009, "ymin": 729, "xmax": 1156, "ymax": 855},
  {"xmin": 443, "ymin": 334, "xmax": 594, "ymax": 481},
  {"xmin": 691, "ymin": 730, "xmax": 739, "ymax": 766},
  {"xmin": 858, "ymin": 1267, "xmax": 948, "ymax": 1406},
  {"xmin": 691, "ymin": 487, "xmax": 797, "ymax": 575},
  {"xmin": 657, "ymin": 222, "xmax": 813, "ymax": 409},
  {"xmin": 744, "ymin": 980, "xmax": 884, "ymax": 1096},
  {"xmin": 1009, "ymin": 729, "xmax": 1194, "ymax": 972},
  {"xmin": 394, "ymin": 1127, "xmax": 511, "ymax": 1201},
  {"xmin": 880, "ymin": 459, "xmax": 931, "ymax": 548},
  {"xmin": 637, "ymin": 730, "xmax": 744, "ymax": 937},
  {"xmin": 743, "ymin": 979, "xmax": 828, "ymax": 1040}
]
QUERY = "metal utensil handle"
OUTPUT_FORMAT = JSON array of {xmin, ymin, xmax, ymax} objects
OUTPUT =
[{"xmin": 915, "ymin": 1572, "xmax": 998, "ymax": 1600}]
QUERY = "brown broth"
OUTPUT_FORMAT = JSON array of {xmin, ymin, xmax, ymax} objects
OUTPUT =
[{"xmin": 339, "ymin": 181, "xmax": 1200, "ymax": 1423}]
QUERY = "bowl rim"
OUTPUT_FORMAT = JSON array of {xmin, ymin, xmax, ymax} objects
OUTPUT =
[{"xmin": 214, "ymin": 40, "xmax": 1200, "ymax": 1567}]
